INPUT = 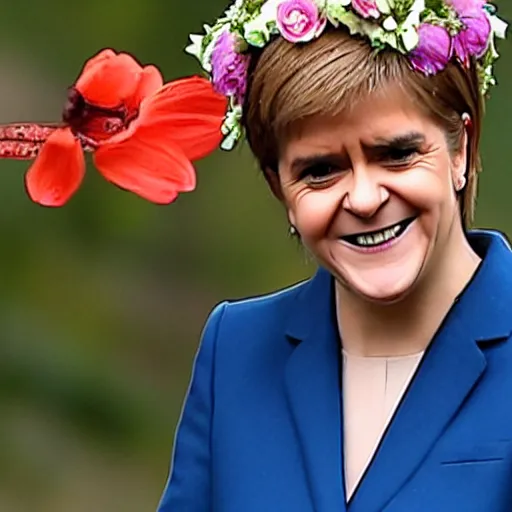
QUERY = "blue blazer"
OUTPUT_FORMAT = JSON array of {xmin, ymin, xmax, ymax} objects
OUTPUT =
[{"xmin": 158, "ymin": 230, "xmax": 512, "ymax": 512}]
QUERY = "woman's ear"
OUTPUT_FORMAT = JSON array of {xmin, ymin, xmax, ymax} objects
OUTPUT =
[
  {"xmin": 451, "ymin": 127, "xmax": 469, "ymax": 192},
  {"xmin": 263, "ymin": 166, "xmax": 298, "ymax": 231},
  {"xmin": 264, "ymin": 167, "xmax": 285, "ymax": 202},
  {"xmin": 288, "ymin": 209, "xmax": 297, "ymax": 230}
]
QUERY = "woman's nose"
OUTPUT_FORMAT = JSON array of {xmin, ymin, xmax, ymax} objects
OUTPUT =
[{"xmin": 342, "ymin": 168, "xmax": 389, "ymax": 218}]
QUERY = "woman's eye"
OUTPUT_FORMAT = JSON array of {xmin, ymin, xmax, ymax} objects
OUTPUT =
[
  {"xmin": 383, "ymin": 147, "xmax": 418, "ymax": 165},
  {"xmin": 300, "ymin": 164, "xmax": 339, "ymax": 184}
]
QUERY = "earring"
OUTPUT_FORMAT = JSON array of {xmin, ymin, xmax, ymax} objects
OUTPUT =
[
  {"xmin": 289, "ymin": 225, "xmax": 297, "ymax": 236},
  {"xmin": 455, "ymin": 175, "xmax": 467, "ymax": 191},
  {"xmin": 462, "ymin": 112, "xmax": 472, "ymax": 128}
]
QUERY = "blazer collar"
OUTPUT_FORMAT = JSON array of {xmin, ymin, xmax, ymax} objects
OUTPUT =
[
  {"xmin": 284, "ymin": 267, "xmax": 346, "ymax": 511},
  {"xmin": 286, "ymin": 229, "xmax": 512, "ymax": 344},
  {"xmin": 447, "ymin": 229, "xmax": 512, "ymax": 341},
  {"xmin": 283, "ymin": 229, "xmax": 512, "ymax": 512}
]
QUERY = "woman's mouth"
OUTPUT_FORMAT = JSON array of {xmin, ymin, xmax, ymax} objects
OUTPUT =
[{"xmin": 340, "ymin": 216, "xmax": 417, "ymax": 249}]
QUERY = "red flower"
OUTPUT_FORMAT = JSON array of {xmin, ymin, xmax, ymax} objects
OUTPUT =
[{"xmin": 2, "ymin": 49, "xmax": 227, "ymax": 206}]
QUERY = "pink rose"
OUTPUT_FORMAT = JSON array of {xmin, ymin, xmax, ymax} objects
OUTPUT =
[
  {"xmin": 276, "ymin": 0, "xmax": 327, "ymax": 43},
  {"xmin": 351, "ymin": 0, "xmax": 380, "ymax": 19}
]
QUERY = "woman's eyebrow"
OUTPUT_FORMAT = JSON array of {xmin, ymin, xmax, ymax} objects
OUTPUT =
[{"xmin": 366, "ymin": 132, "xmax": 426, "ymax": 150}]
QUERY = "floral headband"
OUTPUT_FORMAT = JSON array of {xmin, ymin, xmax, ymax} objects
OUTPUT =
[
  {"xmin": 185, "ymin": 0, "xmax": 508, "ymax": 151},
  {"xmin": 0, "ymin": 49, "xmax": 227, "ymax": 207}
]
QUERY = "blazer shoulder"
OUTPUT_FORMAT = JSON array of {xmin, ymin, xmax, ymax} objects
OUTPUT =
[
  {"xmin": 225, "ymin": 275, "xmax": 310, "ymax": 315},
  {"xmin": 204, "ymin": 274, "xmax": 313, "ymax": 343}
]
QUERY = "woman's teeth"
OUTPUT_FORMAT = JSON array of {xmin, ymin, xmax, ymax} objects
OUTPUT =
[
  {"xmin": 356, "ymin": 224, "xmax": 401, "ymax": 246},
  {"xmin": 341, "ymin": 216, "xmax": 416, "ymax": 248}
]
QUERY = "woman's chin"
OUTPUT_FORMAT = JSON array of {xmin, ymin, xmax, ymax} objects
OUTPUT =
[
  {"xmin": 354, "ymin": 282, "xmax": 416, "ymax": 305},
  {"xmin": 331, "ymin": 226, "xmax": 429, "ymax": 305},
  {"xmin": 341, "ymin": 266, "xmax": 423, "ymax": 305}
]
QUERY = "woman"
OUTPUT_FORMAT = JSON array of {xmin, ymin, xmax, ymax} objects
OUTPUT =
[{"xmin": 158, "ymin": 1, "xmax": 510, "ymax": 510}]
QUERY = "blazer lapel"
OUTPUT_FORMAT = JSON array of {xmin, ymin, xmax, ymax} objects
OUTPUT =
[
  {"xmin": 349, "ymin": 230, "xmax": 512, "ymax": 512},
  {"xmin": 284, "ymin": 268, "xmax": 347, "ymax": 512}
]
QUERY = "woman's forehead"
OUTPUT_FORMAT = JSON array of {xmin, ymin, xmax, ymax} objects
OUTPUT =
[{"xmin": 279, "ymin": 88, "xmax": 432, "ymax": 158}]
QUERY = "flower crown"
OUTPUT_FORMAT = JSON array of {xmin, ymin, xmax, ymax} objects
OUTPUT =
[{"xmin": 185, "ymin": 0, "xmax": 508, "ymax": 151}]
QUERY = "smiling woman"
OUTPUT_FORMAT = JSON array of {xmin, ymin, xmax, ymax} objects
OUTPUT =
[
  {"xmin": 246, "ymin": 28, "xmax": 481, "ymax": 225},
  {"xmin": 158, "ymin": 1, "xmax": 512, "ymax": 511},
  {"xmin": 267, "ymin": 70, "xmax": 475, "ymax": 306}
]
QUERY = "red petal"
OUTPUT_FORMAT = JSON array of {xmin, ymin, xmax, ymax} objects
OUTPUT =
[
  {"xmin": 80, "ymin": 49, "xmax": 116, "ymax": 77},
  {"xmin": 93, "ymin": 128, "xmax": 195, "ymax": 204},
  {"xmin": 25, "ymin": 128, "xmax": 85, "ymax": 207},
  {"xmin": 141, "ymin": 114, "xmax": 225, "ymax": 161},
  {"xmin": 135, "ymin": 76, "xmax": 227, "ymax": 160},
  {"xmin": 126, "ymin": 65, "xmax": 164, "ymax": 112},
  {"xmin": 75, "ymin": 52, "xmax": 143, "ymax": 109},
  {"xmin": 141, "ymin": 76, "xmax": 228, "ymax": 118}
]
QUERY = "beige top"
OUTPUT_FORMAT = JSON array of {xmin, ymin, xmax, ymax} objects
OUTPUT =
[{"xmin": 342, "ymin": 349, "xmax": 424, "ymax": 501}]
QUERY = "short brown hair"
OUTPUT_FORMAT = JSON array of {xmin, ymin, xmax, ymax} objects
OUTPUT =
[{"xmin": 242, "ymin": 29, "xmax": 484, "ymax": 226}]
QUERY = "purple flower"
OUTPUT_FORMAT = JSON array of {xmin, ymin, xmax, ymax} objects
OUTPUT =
[
  {"xmin": 351, "ymin": 0, "xmax": 380, "ymax": 19},
  {"xmin": 409, "ymin": 24, "xmax": 453, "ymax": 75},
  {"xmin": 453, "ymin": 13, "xmax": 491, "ymax": 64},
  {"xmin": 276, "ymin": 0, "xmax": 327, "ymax": 43},
  {"xmin": 210, "ymin": 30, "xmax": 249, "ymax": 104},
  {"xmin": 447, "ymin": 0, "xmax": 491, "ymax": 65}
]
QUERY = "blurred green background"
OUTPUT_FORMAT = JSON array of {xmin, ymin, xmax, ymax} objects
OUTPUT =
[{"xmin": 0, "ymin": 1, "xmax": 510, "ymax": 510}]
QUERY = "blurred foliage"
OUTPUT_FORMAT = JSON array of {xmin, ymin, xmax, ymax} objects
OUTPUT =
[{"xmin": 0, "ymin": 0, "xmax": 510, "ymax": 510}]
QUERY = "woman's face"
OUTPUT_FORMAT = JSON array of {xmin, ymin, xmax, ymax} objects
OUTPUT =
[{"xmin": 276, "ymin": 85, "xmax": 467, "ymax": 304}]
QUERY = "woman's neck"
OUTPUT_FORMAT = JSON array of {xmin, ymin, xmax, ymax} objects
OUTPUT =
[{"xmin": 337, "ymin": 231, "xmax": 481, "ymax": 358}]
